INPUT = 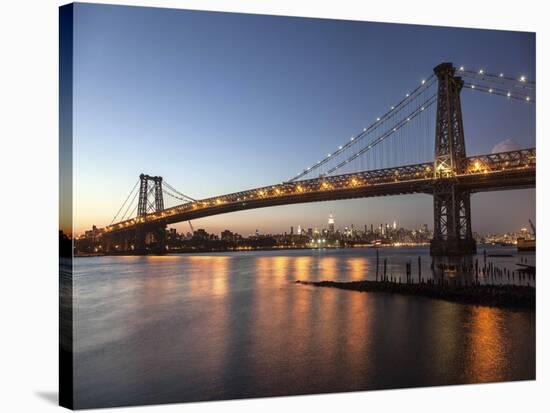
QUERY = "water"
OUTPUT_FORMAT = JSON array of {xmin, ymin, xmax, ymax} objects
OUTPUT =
[{"xmin": 69, "ymin": 246, "xmax": 535, "ymax": 409}]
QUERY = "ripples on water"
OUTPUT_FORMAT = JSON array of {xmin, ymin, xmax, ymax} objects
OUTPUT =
[{"xmin": 69, "ymin": 246, "xmax": 535, "ymax": 409}]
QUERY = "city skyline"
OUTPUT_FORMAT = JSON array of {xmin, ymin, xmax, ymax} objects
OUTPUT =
[{"xmin": 71, "ymin": 3, "xmax": 535, "ymax": 236}]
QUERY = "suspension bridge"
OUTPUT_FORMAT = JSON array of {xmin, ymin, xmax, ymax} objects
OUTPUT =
[{"xmin": 86, "ymin": 63, "xmax": 535, "ymax": 255}]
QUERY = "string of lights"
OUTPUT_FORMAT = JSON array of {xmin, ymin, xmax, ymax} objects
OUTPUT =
[
  {"xmin": 322, "ymin": 94, "xmax": 437, "ymax": 176},
  {"xmin": 457, "ymin": 66, "xmax": 535, "ymax": 89},
  {"xmin": 287, "ymin": 74, "xmax": 436, "ymax": 182},
  {"xmin": 463, "ymin": 82, "xmax": 535, "ymax": 103}
]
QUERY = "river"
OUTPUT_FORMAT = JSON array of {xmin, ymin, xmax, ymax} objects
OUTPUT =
[{"xmin": 68, "ymin": 246, "xmax": 535, "ymax": 408}]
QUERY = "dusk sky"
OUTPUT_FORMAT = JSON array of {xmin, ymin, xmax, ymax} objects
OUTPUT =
[{"xmin": 72, "ymin": 3, "xmax": 535, "ymax": 236}]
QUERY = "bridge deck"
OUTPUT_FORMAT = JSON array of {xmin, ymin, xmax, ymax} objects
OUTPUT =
[{"xmin": 102, "ymin": 148, "xmax": 535, "ymax": 235}]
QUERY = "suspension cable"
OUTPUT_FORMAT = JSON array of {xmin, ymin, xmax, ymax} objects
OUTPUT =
[
  {"xmin": 119, "ymin": 189, "xmax": 139, "ymax": 223},
  {"xmin": 463, "ymin": 82, "xmax": 535, "ymax": 103},
  {"xmin": 163, "ymin": 189, "xmax": 193, "ymax": 203},
  {"xmin": 457, "ymin": 67, "xmax": 535, "ymax": 89},
  {"xmin": 287, "ymin": 74, "xmax": 436, "ymax": 182},
  {"xmin": 164, "ymin": 181, "xmax": 196, "ymax": 202},
  {"xmin": 323, "ymin": 94, "xmax": 437, "ymax": 176},
  {"xmin": 110, "ymin": 179, "xmax": 140, "ymax": 225},
  {"xmin": 120, "ymin": 183, "xmax": 155, "ymax": 221}
]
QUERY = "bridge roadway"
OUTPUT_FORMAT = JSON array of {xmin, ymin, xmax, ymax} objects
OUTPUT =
[{"xmin": 102, "ymin": 148, "xmax": 535, "ymax": 236}]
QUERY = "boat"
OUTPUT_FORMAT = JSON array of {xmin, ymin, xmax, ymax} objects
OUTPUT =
[
  {"xmin": 517, "ymin": 218, "xmax": 536, "ymax": 252},
  {"xmin": 517, "ymin": 237, "xmax": 535, "ymax": 251}
]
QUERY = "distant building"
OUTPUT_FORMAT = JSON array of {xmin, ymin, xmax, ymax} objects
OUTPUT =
[
  {"xmin": 193, "ymin": 229, "xmax": 209, "ymax": 240},
  {"xmin": 328, "ymin": 213, "xmax": 335, "ymax": 234},
  {"xmin": 221, "ymin": 229, "xmax": 234, "ymax": 242}
]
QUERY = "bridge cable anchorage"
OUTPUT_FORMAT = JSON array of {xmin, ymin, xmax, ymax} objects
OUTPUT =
[
  {"xmin": 463, "ymin": 82, "xmax": 535, "ymax": 103},
  {"xmin": 110, "ymin": 179, "xmax": 140, "ymax": 225},
  {"xmin": 457, "ymin": 66, "xmax": 535, "ymax": 90},
  {"xmin": 320, "ymin": 93, "xmax": 437, "ymax": 176},
  {"xmin": 287, "ymin": 74, "xmax": 436, "ymax": 182}
]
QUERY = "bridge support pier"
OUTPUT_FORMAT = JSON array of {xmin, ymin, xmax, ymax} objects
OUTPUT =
[
  {"xmin": 430, "ymin": 183, "xmax": 476, "ymax": 256},
  {"xmin": 134, "ymin": 228, "xmax": 147, "ymax": 255},
  {"xmin": 430, "ymin": 238, "xmax": 476, "ymax": 256},
  {"xmin": 132, "ymin": 225, "xmax": 167, "ymax": 255}
]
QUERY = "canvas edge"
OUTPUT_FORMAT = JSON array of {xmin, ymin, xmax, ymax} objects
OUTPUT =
[{"xmin": 59, "ymin": 2, "xmax": 75, "ymax": 410}]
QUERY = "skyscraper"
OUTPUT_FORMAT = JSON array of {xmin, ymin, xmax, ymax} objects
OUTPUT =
[{"xmin": 328, "ymin": 213, "xmax": 335, "ymax": 234}]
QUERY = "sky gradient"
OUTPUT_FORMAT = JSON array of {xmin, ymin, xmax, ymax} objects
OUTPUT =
[{"xmin": 72, "ymin": 3, "xmax": 536, "ymax": 236}]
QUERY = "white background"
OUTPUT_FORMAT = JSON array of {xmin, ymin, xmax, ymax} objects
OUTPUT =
[{"xmin": 0, "ymin": 0, "xmax": 547, "ymax": 411}]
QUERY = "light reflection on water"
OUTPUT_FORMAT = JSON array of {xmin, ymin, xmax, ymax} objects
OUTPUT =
[{"xmin": 70, "ymin": 246, "xmax": 535, "ymax": 409}]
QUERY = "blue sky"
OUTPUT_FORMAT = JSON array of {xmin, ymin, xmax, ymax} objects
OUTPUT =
[{"xmin": 72, "ymin": 3, "xmax": 535, "ymax": 235}]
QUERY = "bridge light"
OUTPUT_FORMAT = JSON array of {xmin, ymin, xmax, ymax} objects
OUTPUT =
[
  {"xmin": 470, "ymin": 85, "xmax": 475, "ymax": 89},
  {"xmin": 391, "ymin": 106, "xmax": 395, "ymax": 110},
  {"xmin": 406, "ymin": 93, "xmax": 410, "ymax": 97},
  {"xmin": 479, "ymin": 69, "xmax": 484, "ymax": 74},
  {"xmin": 421, "ymin": 106, "xmax": 425, "ymax": 111},
  {"xmin": 376, "ymin": 117, "xmax": 380, "ymax": 121},
  {"xmin": 499, "ymin": 73, "xmax": 504, "ymax": 77},
  {"xmin": 350, "ymin": 137, "xmax": 354, "ymax": 141},
  {"xmin": 362, "ymin": 128, "xmax": 366, "ymax": 132},
  {"xmin": 459, "ymin": 66, "xmax": 464, "ymax": 71},
  {"xmin": 327, "ymin": 153, "xmax": 331, "ymax": 157},
  {"xmin": 507, "ymin": 92, "xmax": 511, "ymax": 97},
  {"xmin": 407, "ymin": 117, "xmax": 410, "ymax": 121},
  {"xmin": 421, "ymin": 79, "xmax": 426, "ymax": 84},
  {"xmin": 519, "ymin": 75, "xmax": 527, "ymax": 82},
  {"xmin": 489, "ymin": 88, "xmax": 493, "ymax": 93},
  {"xmin": 526, "ymin": 96, "xmax": 530, "ymax": 101}
]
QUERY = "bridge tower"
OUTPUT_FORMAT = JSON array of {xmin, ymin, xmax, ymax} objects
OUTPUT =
[
  {"xmin": 138, "ymin": 173, "xmax": 164, "ymax": 216},
  {"xmin": 430, "ymin": 63, "xmax": 476, "ymax": 256},
  {"xmin": 135, "ymin": 174, "xmax": 166, "ymax": 253}
]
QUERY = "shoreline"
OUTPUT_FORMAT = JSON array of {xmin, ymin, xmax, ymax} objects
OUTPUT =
[
  {"xmin": 295, "ymin": 279, "xmax": 535, "ymax": 310},
  {"xmin": 73, "ymin": 243, "xmax": 520, "ymax": 258},
  {"xmin": 74, "ymin": 244, "xmax": 390, "ymax": 257}
]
